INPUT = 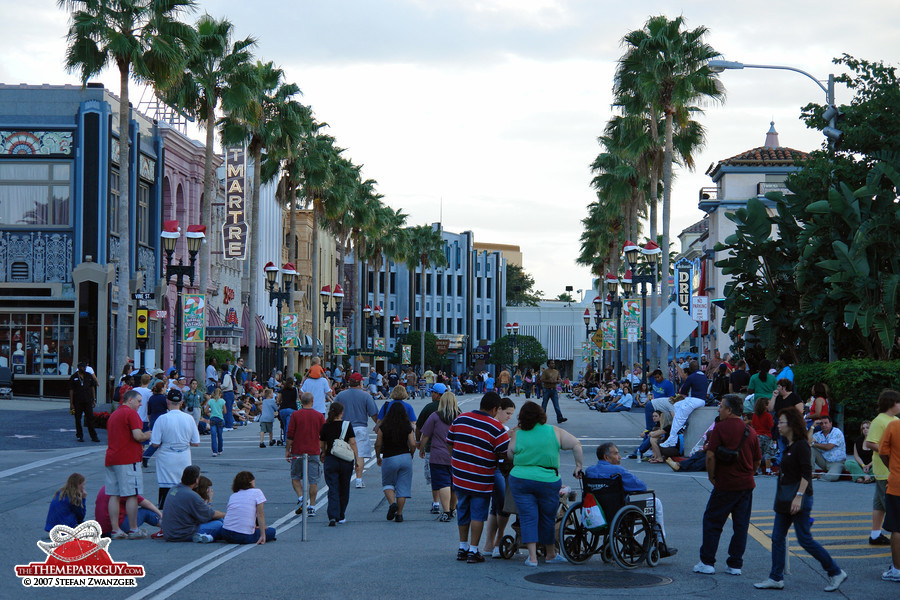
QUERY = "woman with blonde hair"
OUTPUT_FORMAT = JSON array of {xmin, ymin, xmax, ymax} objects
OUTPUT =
[
  {"xmin": 419, "ymin": 391, "xmax": 461, "ymax": 520},
  {"xmin": 45, "ymin": 473, "xmax": 86, "ymax": 531}
]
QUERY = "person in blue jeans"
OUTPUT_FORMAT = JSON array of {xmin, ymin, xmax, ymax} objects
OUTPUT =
[
  {"xmin": 539, "ymin": 361, "xmax": 567, "ymax": 424},
  {"xmin": 755, "ymin": 408, "xmax": 847, "ymax": 592},
  {"xmin": 220, "ymin": 364, "xmax": 236, "ymax": 429},
  {"xmin": 207, "ymin": 390, "xmax": 225, "ymax": 457}
]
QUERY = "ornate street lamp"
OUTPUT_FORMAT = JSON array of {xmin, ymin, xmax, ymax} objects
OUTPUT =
[
  {"xmin": 321, "ymin": 284, "xmax": 344, "ymax": 374},
  {"xmin": 161, "ymin": 220, "xmax": 204, "ymax": 375},
  {"xmin": 266, "ymin": 262, "xmax": 296, "ymax": 372}
]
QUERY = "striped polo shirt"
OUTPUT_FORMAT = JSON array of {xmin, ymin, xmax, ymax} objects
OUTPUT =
[{"xmin": 447, "ymin": 410, "xmax": 510, "ymax": 494}]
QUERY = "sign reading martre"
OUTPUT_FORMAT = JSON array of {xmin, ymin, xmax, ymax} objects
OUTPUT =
[{"xmin": 223, "ymin": 147, "xmax": 247, "ymax": 260}]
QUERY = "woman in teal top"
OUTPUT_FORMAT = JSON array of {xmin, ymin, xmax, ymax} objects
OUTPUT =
[
  {"xmin": 208, "ymin": 388, "xmax": 226, "ymax": 456},
  {"xmin": 747, "ymin": 359, "xmax": 777, "ymax": 402},
  {"xmin": 508, "ymin": 401, "xmax": 583, "ymax": 566},
  {"xmin": 183, "ymin": 379, "xmax": 204, "ymax": 426}
]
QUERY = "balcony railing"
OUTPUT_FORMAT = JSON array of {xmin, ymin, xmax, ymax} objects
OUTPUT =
[
  {"xmin": 757, "ymin": 181, "xmax": 791, "ymax": 196},
  {"xmin": 699, "ymin": 187, "xmax": 718, "ymax": 202}
]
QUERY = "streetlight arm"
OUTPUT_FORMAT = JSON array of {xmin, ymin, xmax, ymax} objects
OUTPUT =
[{"xmin": 709, "ymin": 59, "xmax": 830, "ymax": 101}]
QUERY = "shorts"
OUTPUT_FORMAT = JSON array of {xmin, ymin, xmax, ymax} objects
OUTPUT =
[
  {"xmin": 105, "ymin": 463, "xmax": 143, "ymax": 497},
  {"xmin": 429, "ymin": 463, "xmax": 452, "ymax": 490},
  {"xmin": 290, "ymin": 454, "xmax": 322, "ymax": 484},
  {"xmin": 423, "ymin": 452, "xmax": 431, "ymax": 485},
  {"xmin": 758, "ymin": 434, "xmax": 776, "ymax": 461},
  {"xmin": 455, "ymin": 489, "xmax": 491, "ymax": 526},
  {"xmin": 259, "ymin": 421, "xmax": 273, "ymax": 434},
  {"xmin": 874, "ymin": 479, "xmax": 888, "ymax": 512},
  {"xmin": 661, "ymin": 445, "xmax": 681, "ymax": 458},
  {"xmin": 883, "ymin": 493, "xmax": 900, "ymax": 533},
  {"xmin": 381, "ymin": 453, "xmax": 413, "ymax": 498},
  {"xmin": 354, "ymin": 426, "xmax": 374, "ymax": 458},
  {"xmin": 490, "ymin": 469, "xmax": 507, "ymax": 516}
]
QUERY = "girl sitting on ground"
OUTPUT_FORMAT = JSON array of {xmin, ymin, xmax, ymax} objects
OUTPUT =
[{"xmin": 45, "ymin": 473, "xmax": 86, "ymax": 532}]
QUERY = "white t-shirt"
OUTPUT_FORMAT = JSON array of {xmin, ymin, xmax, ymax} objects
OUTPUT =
[
  {"xmin": 134, "ymin": 386, "xmax": 152, "ymax": 422},
  {"xmin": 206, "ymin": 365, "xmax": 217, "ymax": 384},
  {"xmin": 223, "ymin": 488, "xmax": 266, "ymax": 534},
  {"xmin": 300, "ymin": 377, "xmax": 331, "ymax": 415}
]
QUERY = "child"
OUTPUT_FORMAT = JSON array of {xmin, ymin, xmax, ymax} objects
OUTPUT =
[
  {"xmin": 751, "ymin": 395, "xmax": 775, "ymax": 475},
  {"xmin": 45, "ymin": 473, "xmax": 86, "ymax": 532}
]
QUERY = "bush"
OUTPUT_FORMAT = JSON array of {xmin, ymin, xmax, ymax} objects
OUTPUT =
[{"xmin": 205, "ymin": 348, "xmax": 236, "ymax": 369}]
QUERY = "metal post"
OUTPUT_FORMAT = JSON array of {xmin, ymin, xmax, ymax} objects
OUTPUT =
[
  {"xmin": 174, "ymin": 278, "xmax": 183, "ymax": 374},
  {"xmin": 641, "ymin": 285, "xmax": 648, "ymax": 386},
  {"xmin": 301, "ymin": 453, "xmax": 308, "ymax": 541},
  {"xmin": 615, "ymin": 299, "xmax": 622, "ymax": 378}
]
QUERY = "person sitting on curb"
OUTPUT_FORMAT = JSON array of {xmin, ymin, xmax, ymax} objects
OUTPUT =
[
  {"xmin": 161, "ymin": 465, "xmax": 225, "ymax": 543},
  {"xmin": 810, "ymin": 415, "xmax": 847, "ymax": 482}
]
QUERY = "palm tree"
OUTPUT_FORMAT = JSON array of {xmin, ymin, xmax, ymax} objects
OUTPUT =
[
  {"xmin": 59, "ymin": 0, "xmax": 196, "ymax": 373},
  {"xmin": 405, "ymin": 224, "xmax": 447, "ymax": 371}
]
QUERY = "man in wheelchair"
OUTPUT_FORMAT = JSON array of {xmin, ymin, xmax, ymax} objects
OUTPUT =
[{"xmin": 585, "ymin": 442, "xmax": 676, "ymax": 558}]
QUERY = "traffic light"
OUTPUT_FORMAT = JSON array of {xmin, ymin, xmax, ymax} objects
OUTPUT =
[
  {"xmin": 823, "ymin": 104, "xmax": 844, "ymax": 147},
  {"xmin": 136, "ymin": 308, "xmax": 149, "ymax": 339}
]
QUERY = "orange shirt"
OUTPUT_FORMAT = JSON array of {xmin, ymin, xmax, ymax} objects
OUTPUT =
[{"xmin": 879, "ymin": 419, "xmax": 900, "ymax": 495}]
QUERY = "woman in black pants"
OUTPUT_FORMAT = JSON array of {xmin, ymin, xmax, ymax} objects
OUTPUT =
[{"xmin": 320, "ymin": 402, "xmax": 358, "ymax": 526}]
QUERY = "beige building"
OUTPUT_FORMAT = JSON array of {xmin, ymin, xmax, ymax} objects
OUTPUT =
[{"xmin": 474, "ymin": 242, "xmax": 522, "ymax": 267}]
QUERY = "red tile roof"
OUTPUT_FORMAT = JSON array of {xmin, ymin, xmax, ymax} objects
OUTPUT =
[{"xmin": 719, "ymin": 146, "xmax": 808, "ymax": 167}]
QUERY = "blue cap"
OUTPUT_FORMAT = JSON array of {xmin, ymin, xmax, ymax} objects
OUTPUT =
[{"xmin": 431, "ymin": 383, "xmax": 448, "ymax": 395}]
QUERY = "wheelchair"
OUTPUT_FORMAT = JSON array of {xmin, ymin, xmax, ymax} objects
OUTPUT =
[{"xmin": 559, "ymin": 475, "xmax": 663, "ymax": 569}]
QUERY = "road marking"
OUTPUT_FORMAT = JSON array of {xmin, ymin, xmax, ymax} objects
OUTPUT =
[{"xmin": 0, "ymin": 447, "xmax": 105, "ymax": 479}]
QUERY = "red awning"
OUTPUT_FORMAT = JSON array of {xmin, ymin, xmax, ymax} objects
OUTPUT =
[
  {"xmin": 242, "ymin": 306, "xmax": 272, "ymax": 348},
  {"xmin": 206, "ymin": 309, "xmax": 226, "ymax": 342}
]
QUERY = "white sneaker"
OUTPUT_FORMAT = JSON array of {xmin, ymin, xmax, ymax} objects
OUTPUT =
[
  {"xmin": 491, "ymin": 548, "xmax": 502, "ymax": 558},
  {"xmin": 192, "ymin": 533, "xmax": 214, "ymax": 543},
  {"xmin": 355, "ymin": 479, "xmax": 365, "ymax": 489},
  {"xmin": 693, "ymin": 562, "xmax": 715, "ymax": 575},
  {"xmin": 724, "ymin": 566, "xmax": 742, "ymax": 576},
  {"xmin": 882, "ymin": 566, "xmax": 900, "ymax": 582},
  {"xmin": 824, "ymin": 570, "xmax": 847, "ymax": 592},
  {"xmin": 754, "ymin": 578, "xmax": 784, "ymax": 589}
]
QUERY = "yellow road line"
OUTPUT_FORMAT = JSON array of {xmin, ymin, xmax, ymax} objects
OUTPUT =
[
  {"xmin": 786, "ymin": 534, "xmax": 874, "ymax": 541},
  {"xmin": 829, "ymin": 553, "xmax": 891, "ymax": 559},
  {"xmin": 747, "ymin": 520, "xmax": 772, "ymax": 552},
  {"xmin": 751, "ymin": 518, "xmax": 869, "ymax": 524}
]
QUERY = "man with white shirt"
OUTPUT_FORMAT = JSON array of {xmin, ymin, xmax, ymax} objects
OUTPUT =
[
  {"xmin": 132, "ymin": 373, "xmax": 153, "ymax": 428},
  {"xmin": 811, "ymin": 415, "xmax": 847, "ymax": 482},
  {"xmin": 205, "ymin": 358, "xmax": 218, "ymax": 394},
  {"xmin": 301, "ymin": 361, "xmax": 333, "ymax": 416},
  {"xmin": 150, "ymin": 389, "xmax": 200, "ymax": 510}
]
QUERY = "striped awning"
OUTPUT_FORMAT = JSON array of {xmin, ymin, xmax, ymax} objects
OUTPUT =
[
  {"xmin": 241, "ymin": 306, "xmax": 271, "ymax": 348},
  {"xmin": 518, "ymin": 324, "xmax": 575, "ymax": 360}
]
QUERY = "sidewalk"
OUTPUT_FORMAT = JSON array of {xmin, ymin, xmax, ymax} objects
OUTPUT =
[{"xmin": 0, "ymin": 396, "xmax": 70, "ymax": 411}]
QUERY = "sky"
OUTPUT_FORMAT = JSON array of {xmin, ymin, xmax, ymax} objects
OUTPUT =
[{"xmin": 1, "ymin": 0, "xmax": 897, "ymax": 300}]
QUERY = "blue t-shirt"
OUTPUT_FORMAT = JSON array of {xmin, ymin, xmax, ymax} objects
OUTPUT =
[
  {"xmin": 777, "ymin": 365, "xmax": 794, "ymax": 383},
  {"xmin": 680, "ymin": 371, "xmax": 709, "ymax": 400},
  {"xmin": 377, "ymin": 399, "xmax": 417, "ymax": 423},
  {"xmin": 584, "ymin": 461, "xmax": 647, "ymax": 494},
  {"xmin": 485, "ymin": 377, "xmax": 495, "ymax": 390},
  {"xmin": 651, "ymin": 379, "xmax": 675, "ymax": 398}
]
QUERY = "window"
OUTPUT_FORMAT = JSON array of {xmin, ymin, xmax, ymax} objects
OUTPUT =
[
  {"xmin": 0, "ymin": 162, "xmax": 71, "ymax": 226},
  {"xmin": 457, "ymin": 318, "xmax": 463, "ymax": 333},
  {"xmin": 415, "ymin": 317, "xmax": 421, "ymax": 330},
  {"xmin": 0, "ymin": 312, "xmax": 75, "ymax": 375},
  {"xmin": 426, "ymin": 303, "xmax": 430, "ymax": 312},
  {"xmin": 390, "ymin": 301, "xmax": 394, "ymax": 311},
  {"xmin": 457, "ymin": 275, "xmax": 463, "ymax": 296},
  {"xmin": 476, "ymin": 320, "xmax": 482, "ymax": 340},
  {"xmin": 426, "ymin": 274, "xmax": 432, "ymax": 294},
  {"xmin": 415, "ymin": 273, "xmax": 421, "ymax": 295},
  {"xmin": 436, "ymin": 274, "xmax": 443, "ymax": 295},
  {"xmin": 486, "ymin": 281, "xmax": 492, "ymax": 298},
  {"xmin": 446, "ymin": 274, "xmax": 452, "ymax": 295},
  {"xmin": 379, "ymin": 271, "xmax": 385, "ymax": 292},
  {"xmin": 367, "ymin": 271, "xmax": 374, "ymax": 292},
  {"xmin": 446, "ymin": 303, "xmax": 450, "ymax": 312},
  {"xmin": 486, "ymin": 320, "xmax": 492, "ymax": 339},
  {"xmin": 456, "ymin": 246, "xmax": 460, "ymax": 269},
  {"xmin": 476, "ymin": 305, "xmax": 480, "ymax": 314},
  {"xmin": 136, "ymin": 183, "xmax": 150, "ymax": 245},
  {"xmin": 390, "ymin": 272, "xmax": 396, "ymax": 294},
  {"xmin": 447, "ymin": 319, "xmax": 453, "ymax": 333},
  {"xmin": 415, "ymin": 301, "xmax": 419, "ymax": 312},
  {"xmin": 487, "ymin": 262, "xmax": 491, "ymax": 273},
  {"xmin": 108, "ymin": 170, "xmax": 119, "ymax": 234},
  {"xmin": 436, "ymin": 318, "xmax": 442, "ymax": 333},
  {"xmin": 475, "ymin": 279, "xmax": 481, "ymax": 298},
  {"xmin": 476, "ymin": 262, "xmax": 480, "ymax": 273}
]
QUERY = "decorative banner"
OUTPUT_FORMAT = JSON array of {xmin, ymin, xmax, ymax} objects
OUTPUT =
[
  {"xmin": 281, "ymin": 313, "xmax": 300, "ymax": 348},
  {"xmin": 601, "ymin": 319, "xmax": 616, "ymax": 350},
  {"xmin": 182, "ymin": 294, "xmax": 205, "ymax": 342},
  {"xmin": 402, "ymin": 344, "xmax": 411, "ymax": 364},
  {"xmin": 333, "ymin": 327, "xmax": 347, "ymax": 355},
  {"xmin": 374, "ymin": 337, "xmax": 386, "ymax": 352},
  {"xmin": 222, "ymin": 146, "xmax": 247, "ymax": 260},
  {"xmin": 623, "ymin": 300, "xmax": 641, "ymax": 340},
  {"xmin": 675, "ymin": 259, "xmax": 693, "ymax": 312},
  {"xmin": 512, "ymin": 346, "xmax": 519, "ymax": 366},
  {"xmin": 627, "ymin": 327, "xmax": 639, "ymax": 343}
]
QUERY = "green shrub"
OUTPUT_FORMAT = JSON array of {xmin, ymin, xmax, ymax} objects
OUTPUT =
[{"xmin": 204, "ymin": 348, "xmax": 236, "ymax": 369}]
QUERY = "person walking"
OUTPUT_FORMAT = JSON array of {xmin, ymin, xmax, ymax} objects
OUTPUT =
[
  {"xmin": 207, "ymin": 388, "xmax": 225, "ymax": 457},
  {"xmin": 419, "ymin": 390, "xmax": 462, "ymax": 522},
  {"xmin": 754, "ymin": 407, "xmax": 848, "ymax": 592},
  {"xmin": 277, "ymin": 377, "xmax": 299, "ymax": 446},
  {"xmin": 866, "ymin": 389, "xmax": 900, "ymax": 546},
  {"xmin": 878, "ymin": 410, "xmax": 900, "ymax": 582},
  {"xmin": 220, "ymin": 363, "xmax": 236, "ymax": 430},
  {"xmin": 69, "ymin": 362, "xmax": 98, "ymax": 443},
  {"xmin": 375, "ymin": 402, "xmax": 417, "ymax": 523},
  {"xmin": 416, "ymin": 382, "xmax": 447, "ymax": 514},
  {"xmin": 258, "ymin": 388, "xmax": 278, "ymax": 448},
  {"xmin": 285, "ymin": 392, "xmax": 325, "ymax": 516},
  {"xmin": 332, "ymin": 372, "xmax": 377, "ymax": 488},
  {"xmin": 149, "ymin": 389, "xmax": 199, "ymax": 509},
  {"xmin": 694, "ymin": 394, "xmax": 761, "ymax": 576},
  {"xmin": 320, "ymin": 402, "xmax": 359, "ymax": 526},
  {"xmin": 539, "ymin": 360, "xmax": 566, "ymax": 424}
]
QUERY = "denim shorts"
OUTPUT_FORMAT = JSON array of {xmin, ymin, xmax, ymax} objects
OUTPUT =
[
  {"xmin": 456, "ymin": 489, "xmax": 491, "ymax": 526},
  {"xmin": 429, "ymin": 463, "xmax": 452, "ymax": 491}
]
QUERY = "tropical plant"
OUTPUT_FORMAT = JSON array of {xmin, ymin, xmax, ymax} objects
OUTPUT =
[
  {"xmin": 405, "ymin": 224, "xmax": 448, "ymax": 369},
  {"xmin": 59, "ymin": 0, "xmax": 196, "ymax": 370},
  {"xmin": 506, "ymin": 264, "xmax": 542, "ymax": 306},
  {"xmin": 488, "ymin": 335, "xmax": 547, "ymax": 370}
]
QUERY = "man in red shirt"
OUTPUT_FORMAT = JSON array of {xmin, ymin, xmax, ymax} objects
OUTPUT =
[
  {"xmin": 695, "ymin": 394, "xmax": 761, "ymax": 576},
  {"xmin": 286, "ymin": 392, "xmax": 326, "ymax": 516},
  {"xmin": 106, "ymin": 390, "xmax": 152, "ymax": 539}
]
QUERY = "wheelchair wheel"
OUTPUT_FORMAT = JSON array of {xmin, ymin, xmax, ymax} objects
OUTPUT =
[
  {"xmin": 600, "ymin": 540, "xmax": 613, "ymax": 563},
  {"xmin": 646, "ymin": 545, "xmax": 660, "ymax": 567},
  {"xmin": 609, "ymin": 506, "xmax": 652, "ymax": 570},
  {"xmin": 559, "ymin": 501, "xmax": 600, "ymax": 564},
  {"xmin": 499, "ymin": 535, "xmax": 517, "ymax": 560}
]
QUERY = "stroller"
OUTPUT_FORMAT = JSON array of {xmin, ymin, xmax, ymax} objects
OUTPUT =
[
  {"xmin": 0, "ymin": 367, "xmax": 13, "ymax": 400},
  {"xmin": 498, "ymin": 483, "xmax": 577, "ymax": 559}
]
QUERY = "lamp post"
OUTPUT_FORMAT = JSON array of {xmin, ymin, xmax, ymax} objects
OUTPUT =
[
  {"xmin": 265, "ymin": 262, "xmax": 296, "ymax": 372},
  {"xmin": 161, "ymin": 220, "xmax": 204, "ymax": 376},
  {"xmin": 505, "ymin": 322, "xmax": 520, "ymax": 368},
  {"xmin": 624, "ymin": 240, "xmax": 660, "ymax": 385},
  {"xmin": 707, "ymin": 60, "xmax": 842, "ymax": 146},
  {"xmin": 606, "ymin": 273, "xmax": 624, "ymax": 378},
  {"xmin": 583, "ymin": 295, "xmax": 604, "ymax": 372},
  {"xmin": 392, "ymin": 316, "xmax": 410, "ymax": 369},
  {"xmin": 320, "ymin": 284, "xmax": 344, "ymax": 375}
]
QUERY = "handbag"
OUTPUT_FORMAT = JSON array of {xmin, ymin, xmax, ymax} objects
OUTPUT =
[
  {"xmin": 774, "ymin": 478, "xmax": 801, "ymax": 514},
  {"xmin": 331, "ymin": 421, "xmax": 355, "ymax": 462},
  {"xmin": 582, "ymin": 493, "xmax": 607, "ymax": 531}
]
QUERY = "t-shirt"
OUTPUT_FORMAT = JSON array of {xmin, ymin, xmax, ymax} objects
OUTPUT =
[
  {"xmin": 69, "ymin": 372, "xmax": 94, "ymax": 402},
  {"xmin": 335, "ymin": 388, "xmax": 377, "ymax": 428},
  {"xmin": 484, "ymin": 377, "xmax": 495, "ymax": 391},
  {"xmin": 747, "ymin": 373, "xmax": 776, "ymax": 399},
  {"xmin": 133, "ymin": 386, "xmax": 152, "ymax": 422},
  {"xmin": 868, "ymin": 412, "xmax": 898, "ymax": 480},
  {"xmin": 387, "ymin": 373, "xmax": 400, "ymax": 388},
  {"xmin": 206, "ymin": 365, "xmax": 217, "ymax": 384},
  {"xmin": 774, "ymin": 392, "xmax": 802, "ymax": 415},
  {"xmin": 95, "ymin": 486, "xmax": 146, "ymax": 534},
  {"xmin": 705, "ymin": 417, "xmax": 760, "ymax": 491},
  {"xmin": 106, "ymin": 405, "xmax": 143, "ymax": 466},
  {"xmin": 777, "ymin": 365, "xmax": 794, "ymax": 383},
  {"xmin": 510, "ymin": 423, "xmax": 560, "ymax": 483},
  {"xmin": 417, "ymin": 400, "xmax": 440, "ymax": 451},
  {"xmin": 377, "ymin": 399, "xmax": 417, "ymax": 423},
  {"xmin": 651, "ymin": 378, "xmax": 675, "ymax": 398},
  {"xmin": 420, "ymin": 412, "xmax": 453, "ymax": 465},
  {"xmin": 260, "ymin": 397, "xmax": 278, "ymax": 422},
  {"xmin": 878, "ymin": 420, "xmax": 900, "ymax": 495},
  {"xmin": 161, "ymin": 483, "xmax": 216, "ymax": 541},
  {"xmin": 447, "ymin": 410, "xmax": 510, "ymax": 494},
  {"xmin": 287, "ymin": 409, "xmax": 325, "ymax": 455},
  {"xmin": 207, "ymin": 397, "xmax": 225, "ymax": 420},
  {"xmin": 320, "ymin": 419, "xmax": 356, "ymax": 455},
  {"xmin": 147, "ymin": 394, "xmax": 168, "ymax": 429},
  {"xmin": 279, "ymin": 387, "xmax": 298, "ymax": 411},
  {"xmin": 380, "ymin": 422, "xmax": 413, "ymax": 459},
  {"xmin": 750, "ymin": 412, "xmax": 773, "ymax": 438},
  {"xmin": 679, "ymin": 371, "xmax": 709, "ymax": 400},
  {"xmin": 729, "ymin": 370, "xmax": 751, "ymax": 393},
  {"xmin": 812, "ymin": 427, "xmax": 846, "ymax": 462},
  {"xmin": 300, "ymin": 376, "xmax": 331, "ymax": 414},
  {"xmin": 223, "ymin": 488, "xmax": 267, "ymax": 535},
  {"xmin": 424, "ymin": 370, "xmax": 435, "ymax": 384}
]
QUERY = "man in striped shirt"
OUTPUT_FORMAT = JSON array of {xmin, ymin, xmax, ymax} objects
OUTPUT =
[{"xmin": 447, "ymin": 392, "xmax": 509, "ymax": 563}]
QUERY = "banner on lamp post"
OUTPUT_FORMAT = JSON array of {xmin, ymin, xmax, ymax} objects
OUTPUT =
[
  {"xmin": 374, "ymin": 338, "xmax": 386, "ymax": 352},
  {"xmin": 601, "ymin": 320, "xmax": 616, "ymax": 350},
  {"xmin": 281, "ymin": 313, "xmax": 299, "ymax": 348},
  {"xmin": 182, "ymin": 294, "xmax": 205, "ymax": 343},
  {"xmin": 512, "ymin": 346, "xmax": 519, "ymax": 366},
  {"xmin": 402, "ymin": 345, "xmax": 411, "ymax": 365},
  {"xmin": 333, "ymin": 327, "xmax": 347, "ymax": 355},
  {"xmin": 623, "ymin": 300, "xmax": 641, "ymax": 339}
]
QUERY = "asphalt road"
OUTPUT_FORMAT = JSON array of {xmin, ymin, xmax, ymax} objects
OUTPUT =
[{"xmin": 1, "ymin": 394, "xmax": 897, "ymax": 600}]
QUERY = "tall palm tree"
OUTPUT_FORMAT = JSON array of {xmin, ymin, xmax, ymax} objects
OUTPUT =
[
  {"xmin": 163, "ymin": 13, "xmax": 254, "ymax": 375},
  {"xmin": 405, "ymin": 224, "xmax": 447, "ymax": 371},
  {"xmin": 59, "ymin": 0, "xmax": 196, "ymax": 373}
]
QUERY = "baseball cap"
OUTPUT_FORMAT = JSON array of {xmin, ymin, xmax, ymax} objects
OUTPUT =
[
  {"xmin": 431, "ymin": 383, "xmax": 448, "ymax": 395},
  {"xmin": 349, "ymin": 372, "xmax": 364, "ymax": 383},
  {"xmin": 166, "ymin": 389, "xmax": 183, "ymax": 403}
]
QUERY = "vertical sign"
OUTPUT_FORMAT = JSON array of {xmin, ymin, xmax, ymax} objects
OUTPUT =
[
  {"xmin": 675, "ymin": 259, "xmax": 693, "ymax": 312},
  {"xmin": 333, "ymin": 327, "xmax": 347, "ymax": 355},
  {"xmin": 601, "ymin": 320, "xmax": 616, "ymax": 350},
  {"xmin": 223, "ymin": 146, "xmax": 247, "ymax": 260},
  {"xmin": 623, "ymin": 300, "xmax": 641, "ymax": 339},
  {"xmin": 402, "ymin": 344, "xmax": 411, "ymax": 365},
  {"xmin": 512, "ymin": 346, "xmax": 519, "ymax": 366},
  {"xmin": 281, "ymin": 313, "xmax": 299, "ymax": 348},
  {"xmin": 182, "ymin": 294, "xmax": 205, "ymax": 342},
  {"xmin": 691, "ymin": 296, "xmax": 710, "ymax": 322},
  {"xmin": 374, "ymin": 337, "xmax": 386, "ymax": 352}
]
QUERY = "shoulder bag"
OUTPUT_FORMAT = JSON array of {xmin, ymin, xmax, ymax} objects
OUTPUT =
[
  {"xmin": 331, "ymin": 421, "xmax": 355, "ymax": 462},
  {"xmin": 714, "ymin": 424, "xmax": 749, "ymax": 464}
]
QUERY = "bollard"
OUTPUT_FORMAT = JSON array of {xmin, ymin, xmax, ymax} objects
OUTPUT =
[{"xmin": 301, "ymin": 453, "xmax": 308, "ymax": 541}]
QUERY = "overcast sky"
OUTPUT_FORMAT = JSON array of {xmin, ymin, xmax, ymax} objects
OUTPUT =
[{"xmin": 2, "ymin": 0, "xmax": 896, "ymax": 299}]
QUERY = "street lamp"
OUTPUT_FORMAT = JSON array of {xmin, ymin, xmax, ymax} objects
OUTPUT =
[
  {"xmin": 584, "ymin": 295, "xmax": 605, "ymax": 371},
  {"xmin": 161, "ymin": 220, "xmax": 204, "ymax": 376},
  {"xmin": 606, "ymin": 273, "xmax": 624, "ymax": 378},
  {"xmin": 320, "ymin": 284, "xmax": 344, "ymax": 375},
  {"xmin": 505, "ymin": 322, "xmax": 520, "ymax": 367},
  {"xmin": 265, "ymin": 261, "xmax": 296, "ymax": 372},
  {"xmin": 391, "ymin": 316, "xmax": 411, "ymax": 368},
  {"xmin": 624, "ymin": 240, "xmax": 660, "ymax": 384},
  {"xmin": 707, "ymin": 59, "xmax": 842, "ymax": 146}
]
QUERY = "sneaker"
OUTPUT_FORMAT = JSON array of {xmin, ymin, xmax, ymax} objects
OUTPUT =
[
  {"xmin": 754, "ymin": 578, "xmax": 785, "ymax": 589},
  {"xmin": 546, "ymin": 554, "xmax": 567, "ymax": 564},
  {"xmin": 448, "ymin": 509, "xmax": 456, "ymax": 518},
  {"xmin": 111, "ymin": 530, "xmax": 128, "ymax": 540},
  {"xmin": 660, "ymin": 546, "xmax": 678, "ymax": 558},
  {"xmin": 76, "ymin": 437, "xmax": 84, "ymax": 443},
  {"xmin": 627, "ymin": 453, "xmax": 638, "ymax": 459},
  {"xmin": 192, "ymin": 533, "xmax": 214, "ymax": 543},
  {"xmin": 259, "ymin": 443, "xmax": 266, "ymax": 448},
  {"xmin": 558, "ymin": 418, "xmax": 568, "ymax": 424},
  {"xmin": 491, "ymin": 548, "xmax": 502, "ymax": 558},
  {"xmin": 524, "ymin": 559, "xmax": 538, "ymax": 567},
  {"xmin": 824, "ymin": 570, "xmax": 847, "ymax": 592},
  {"xmin": 395, "ymin": 514, "xmax": 404, "ymax": 523},
  {"xmin": 881, "ymin": 566, "xmax": 900, "ymax": 582},
  {"xmin": 869, "ymin": 534, "xmax": 891, "ymax": 545},
  {"xmin": 276, "ymin": 440, "xmax": 284, "ymax": 446},
  {"xmin": 693, "ymin": 562, "xmax": 715, "ymax": 575},
  {"xmin": 307, "ymin": 506, "xmax": 316, "ymax": 517},
  {"xmin": 269, "ymin": 439, "xmax": 276, "ymax": 446},
  {"xmin": 387, "ymin": 502, "xmax": 398, "ymax": 521},
  {"xmin": 355, "ymin": 478, "xmax": 365, "ymax": 489},
  {"xmin": 457, "ymin": 548, "xmax": 469, "ymax": 561},
  {"xmin": 295, "ymin": 498, "xmax": 304, "ymax": 515},
  {"xmin": 439, "ymin": 512, "xmax": 453, "ymax": 522},
  {"xmin": 724, "ymin": 566, "xmax": 742, "ymax": 576},
  {"xmin": 431, "ymin": 503, "xmax": 441, "ymax": 514},
  {"xmin": 127, "ymin": 529, "xmax": 148, "ymax": 540},
  {"xmin": 467, "ymin": 551, "xmax": 485, "ymax": 563},
  {"xmin": 151, "ymin": 530, "xmax": 164, "ymax": 539},
  {"xmin": 328, "ymin": 520, "xmax": 336, "ymax": 527},
  {"xmin": 223, "ymin": 428, "xmax": 234, "ymax": 431},
  {"xmin": 338, "ymin": 519, "xmax": 347, "ymax": 524}
]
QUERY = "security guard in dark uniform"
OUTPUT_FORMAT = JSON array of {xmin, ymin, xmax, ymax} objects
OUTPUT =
[{"xmin": 70, "ymin": 361, "xmax": 98, "ymax": 442}]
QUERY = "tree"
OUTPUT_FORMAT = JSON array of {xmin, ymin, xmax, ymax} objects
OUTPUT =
[
  {"xmin": 488, "ymin": 335, "xmax": 547, "ymax": 370},
  {"xmin": 505, "ymin": 264, "xmax": 542, "ymax": 306},
  {"xmin": 405, "ymin": 224, "xmax": 447, "ymax": 370},
  {"xmin": 400, "ymin": 330, "xmax": 440, "ymax": 369},
  {"xmin": 59, "ymin": 0, "xmax": 196, "ymax": 371},
  {"xmin": 556, "ymin": 292, "xmax": 575, "ymax": 303}
]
